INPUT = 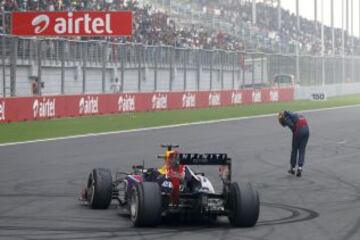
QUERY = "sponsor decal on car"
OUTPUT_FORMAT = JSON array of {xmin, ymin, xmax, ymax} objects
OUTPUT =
[
  {"xmin": 231, "ymin": 91, "xmax": 242, "ymax": 104},
  {"xmin": 79, "ymin": 96, "xmax": 98, "ymax": 114},
  {"xmin": 11, "ymin": 11, "xmax": 132, "ymax": 36},
  {"xmin": 118, "ymin": 95, "xmax": 135, "ymax": 112},
  {"xmin": 270, "ymin": 89, "xmax": 279, "ymax": 102},
  {"xmin": 208, "ymin": 92, "xmax": 221, "ymax": 106},
  {"xmin": 0, "ymin": 101, "xmax": 5, "ymax": 121},
  {"xmin": 252, "ymin": 90, "xmax": 262, "ymax": 103},
  {"xmin": 152, "ymin": 93, "xmax": 167, "ymax": 110},
  {"xmin": 182, "ymin": 93, "xmax": 196, "ymax": 108},
  {"xmin": 33, "ymin": 98, "xmax": 56, "ymax": 118}
]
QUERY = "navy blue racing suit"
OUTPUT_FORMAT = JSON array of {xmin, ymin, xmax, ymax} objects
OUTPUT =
[{"xmin": 281, "ymin": 111, "xmax": 309, "ymax": 168}]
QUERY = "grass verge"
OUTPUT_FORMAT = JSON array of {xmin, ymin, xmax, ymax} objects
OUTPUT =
[{"xmin": 1, "ymin": 94, "xmax": 360, "ymax": 144}]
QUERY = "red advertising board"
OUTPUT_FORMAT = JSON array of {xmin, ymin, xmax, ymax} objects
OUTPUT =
[
  {"xmin": 11, "ymin": 11, "xmax": 132, "ymax": 36},
  {"xmin": 0, "ymin": 88, "xmax": 294, "ymax": 123}
]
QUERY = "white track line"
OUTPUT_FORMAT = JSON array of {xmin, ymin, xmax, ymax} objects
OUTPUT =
[{"xmin": 1, "ymin": 103, "xmax": 360, "ymax": 147}]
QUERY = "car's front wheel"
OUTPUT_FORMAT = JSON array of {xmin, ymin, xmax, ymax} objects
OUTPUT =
[{"xmin": 86, "ymin": 168, "xmax": 113, "ymax": 209}]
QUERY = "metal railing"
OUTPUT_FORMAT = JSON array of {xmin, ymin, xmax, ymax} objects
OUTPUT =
[{"xmin": 1, "ymin": 34, "xmax": 360, "ymax": 97}]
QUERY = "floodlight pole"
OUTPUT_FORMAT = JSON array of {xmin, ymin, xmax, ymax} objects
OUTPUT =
[
  {"xmin": 331, "ymin": 0, "xmax": 335, "ymax": 55},
  {"xmin": 296, "ymin": 0, "xmax": 300, "ymax": 85},
  {"xmin": 2, "ymin": 12, "xmax": 6, "ymax": 97},
  {"xmin": 351, "ymin": 0, "xmax": 354, "ymax": 83},
  {"xmin": 296, "ymin": 0, "xmax": 300, "ymax": 33},
  {"xmin": 277, "ymin": 0, "xmax": 281, "ymax": 31},
  {"xmin": 314, "ymin": 0, "xmax": 318, "ymax": 30},
  {"xmin": 252, "ymin": 0, "xmax": 256, "ymax": 25},
  {"xmin": 321, "ymin": 0, "xmax": 325, "ymax": 86},
  {"xmin": 342, "ymin": 0, "xmax": 345, "ymax": 84}
]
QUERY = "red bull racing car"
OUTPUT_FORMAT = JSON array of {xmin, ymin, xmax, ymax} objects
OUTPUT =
[{"xmin": 80, "ymin": 145, "xmax": 260, "ymax": 227}]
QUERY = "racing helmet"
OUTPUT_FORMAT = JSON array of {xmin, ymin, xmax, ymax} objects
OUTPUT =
[
  {"xmin": 158, "ymin": 150, "xmax": 180, "ymax": 175},
  {"xmin": 165, "ymin": 150, "xmax": 178, "ymax": 168}
]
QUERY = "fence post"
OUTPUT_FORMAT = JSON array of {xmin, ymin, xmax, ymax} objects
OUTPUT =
[
  {"xmin": 60, "ymin": 40, "xmax": 65, "ymax": 94},
  {"xmin": 342, "ymin": 56, "xmax": 345, "ymax": 84},
  {"xmin": 82, "ymin": 42, "xmax": 87, "ymax": 93},
  {"xmin": 260, "ymin": 53, "xmax": 264, "ymax": 84},
  {"xmin": 251, "ymin": 53, "xmax": 255, "ymax": 88},
  {"xmin": 2, "ymin": 35, "xmax": 6, "ymax": 97},
  {"xmin": 242, "ymin": 52, "xmax": 245, "ymax": 88},
  {"xmin": 232, "ymin": 52, "xmax": 235, "ymax": 89},
  {"xmin": 321, "ymin": 55, "xmax": 325, "ymax": 86},
  {"xmin": 351, "ymin": 54, "xmax": 354, "ymax": 83},
  {"xmin": 169, "ymin": 46, "xmax": 174, "ymax": 91},
  {"xmin": 266, "ymin": 53, "xmax": 270, "ymax": 86},
  {"xmin": 37, "ymin": 39, "xmax": 42, "ymax": 96},
  {"xmin": 332, "ymin": 57, "xmax": 336, "ymax": 84},
  {"xmin": 102, "ymin": 41, "xmax": 107, "ymax": 93},
  {"xmin": 221, "ymin": 51, "xmax": 224, "ymax": 90},
  {"xmin": 9, "ymin": 37, "xmax": 18, "ymax": 96},
  {"xmin": 237, "ymin": 52, "xmax": 241, "ymax": 89},
  {"xmin": 137, "ymin": 44, "xmax": 141, "ymax": 92},
  {"xmin": 154, "ymin": 46, "xmax": 158, "ymax": 91},
  {"xmin": 210, "ymin": 50, "xmax": 213, "ymax": 91},
  {"xmin": 120, "ymin": 44, "xmax": 125, "ymax": 92},
  {"xmin": 183, "ymin": 48, "xmax": 187, "ymax": 91},
  {"xmin": 296, "ymin": 51, "xmax": 301, "ymax": 85},
  {"xmin": 196, "ymin": 49, "xmax": 200, "ymax": 91}
]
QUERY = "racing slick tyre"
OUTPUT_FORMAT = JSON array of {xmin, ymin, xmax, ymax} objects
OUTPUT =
[
  {"xmin": 86, "ymin": 168, "xmax": 113, "ymax": 209},
  {"xmin": 227, "ymin": 182, "xmax": 260, "ymax": 227},
  {"xmin": 130, "ymin": 182, "xmax": 162, "ymax": 227}
]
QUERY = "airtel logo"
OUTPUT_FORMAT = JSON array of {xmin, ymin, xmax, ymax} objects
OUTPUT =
[
  {"xmin": 31, "ymin": 12, "xmax": 113, "ymax": 35},
  {"xmin": 208, "ymin": 92, "xmax": 221, "ymax": 106},
  {"xmin": 79, "ymin": 96, "xmax": 98, "ymax": 114},
  {"xmin": 32, "ymin": 15, "xmax": 50, "ymax": 34},
  {"xmin": 33, "ymin": 98, "xmax": 56, "ymax": 118},
  {"xmin": 252, "ymin": 90, "xmax": 262, "ymax": 103},
  {"xmin": 12, "ymin": 11, "xmax": 132, "ymax": 36},
  {"xmin": 270, "ymin": 90, "xmax": 279, "ymax": 102},
  {"xmin": 231, "ymin": 92, "xmax": 242, "ymax": 104},
  {"xmin": 118, "ymin": 95, "xmax": 135, "ymax": 112},
  {"xmin": 182, "ymin": 93, "xmax": 196, "ymax": 108},
  {"xmin": 152, "ymin": 94, "xmax": 167, "ymax": 110}
]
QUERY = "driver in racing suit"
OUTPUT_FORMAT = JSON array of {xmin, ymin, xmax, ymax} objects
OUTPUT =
[{"xmin": 278, "ymin": 111, "xmax": 310, "ymax": 177}]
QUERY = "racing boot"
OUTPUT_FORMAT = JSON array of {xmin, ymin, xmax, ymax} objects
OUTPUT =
[
  {"xmin": 288, "ymin": 168, "xmax": 295, "ymax": 175},
  {"xmin": 296, "ymin": 167, "xmax": 302, "ymax": 177}
]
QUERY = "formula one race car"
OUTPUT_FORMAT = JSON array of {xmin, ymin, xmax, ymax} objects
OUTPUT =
[{"xmin": 80, "ymin": 145, "xmax": 260, "ymax": 227}]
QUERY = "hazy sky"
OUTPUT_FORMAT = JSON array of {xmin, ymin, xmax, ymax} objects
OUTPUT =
[{"xmin": 279, "ymin": 0, "xmax": 359, "ymax": 36}]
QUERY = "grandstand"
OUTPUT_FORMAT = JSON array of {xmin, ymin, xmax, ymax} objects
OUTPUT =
[{"xmin": 1, "ymin": 0, "xmax": 358, "ymax": 54}]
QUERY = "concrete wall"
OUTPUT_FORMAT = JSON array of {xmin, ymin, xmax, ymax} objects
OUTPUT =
[{"xmin": 1, "ymin": 56, "xmax": 269, "ymax": 96}]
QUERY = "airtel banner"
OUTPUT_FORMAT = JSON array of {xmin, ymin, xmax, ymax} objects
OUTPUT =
[
  {"xmin": 0, "ymin": 88, "xmax": 294, "ymax": 123},
  {"xmin": 11, "ymin": 11, "xmax": 132, "ymax": 36}
]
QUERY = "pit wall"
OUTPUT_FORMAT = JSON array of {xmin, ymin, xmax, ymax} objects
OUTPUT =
[{"xmin": 0, "ymin": 88, "xmax": 294, "ymax": 123}]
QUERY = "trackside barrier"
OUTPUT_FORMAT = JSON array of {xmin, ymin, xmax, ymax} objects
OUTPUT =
[{"xmin": 0, "ymin": 87, "xmax": 294, "ymax": 123}]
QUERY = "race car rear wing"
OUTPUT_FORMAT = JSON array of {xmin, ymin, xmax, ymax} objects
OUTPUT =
[
  {"xmin": 178, "ymin": 153, "xmax": 232, "ymax": 183},
  {"xmin": 177, "ymin": 153, "xmax": 231, "ymax": 166}
]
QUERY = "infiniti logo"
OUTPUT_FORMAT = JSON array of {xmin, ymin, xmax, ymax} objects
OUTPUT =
[{"xmin": 32, "ymin": 15, "xmax": 50, "ymax": 34}]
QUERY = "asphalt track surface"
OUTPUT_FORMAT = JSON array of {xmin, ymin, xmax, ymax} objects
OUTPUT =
[{"xmin": 1, "ymin": 106, "xmax": 360, "ymax": 240}]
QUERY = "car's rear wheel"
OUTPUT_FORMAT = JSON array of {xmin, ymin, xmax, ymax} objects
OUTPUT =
[
  {"xmin": 86, "ymin": 168, "xmax": 113, "ymax": 209},
  {"xmin": 130, "ymin": 182, "xmax": 162, "ymax": 227},
  {"xmin": 227, "ymin": 182, "xmax": 260, "ymax": 227}
]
